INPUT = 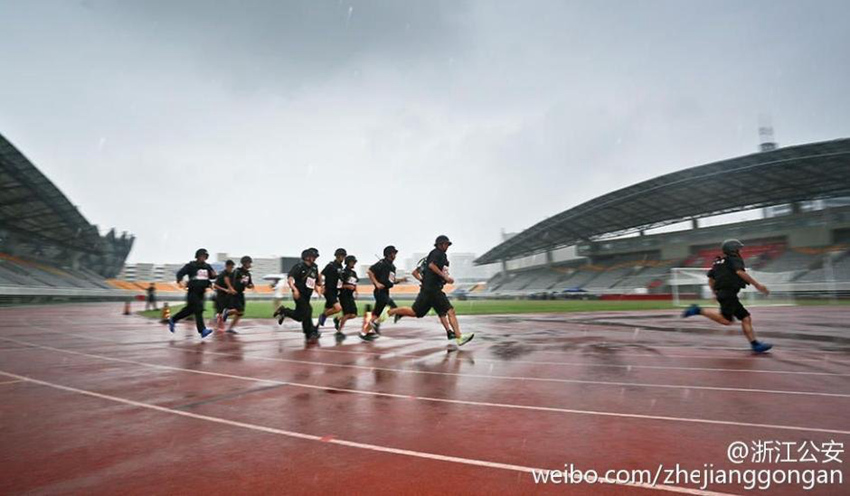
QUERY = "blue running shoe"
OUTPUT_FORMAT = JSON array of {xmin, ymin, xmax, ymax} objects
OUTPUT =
[
  {"xmin": 200, "ymin": 328, "xmax": 214, "ymax": 338},
  {"xmin": 751, "ymin": 341, "xmax": 773, "ymax": 354},
  {"xmin": 318, "ymin": 313, "xmax": 327, "ymax": 327},
  {"xmin": 168, "ymin": 317, "xmax": 175, "ymax": 333},
  {"xmin": 681, "ymin": 304, "xmax": 701, "ymax": 318}
]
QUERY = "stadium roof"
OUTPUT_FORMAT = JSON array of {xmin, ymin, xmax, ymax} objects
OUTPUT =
[
  {"xmin": 0, "ymin": 133, "xmax": 109, "ymax": 254},
  {"xmin": 475, "ymin": 138, "xmax": 850, "ymax": 265}
]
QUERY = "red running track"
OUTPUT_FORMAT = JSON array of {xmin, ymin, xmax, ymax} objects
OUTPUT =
[{"xmin": 0, "ymin": 303, "xmax": 848, "ymax": 495}]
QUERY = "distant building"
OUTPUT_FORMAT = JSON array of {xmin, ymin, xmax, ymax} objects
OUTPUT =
[{"xmin": 216, "ymin": 253, "xmax": 282, "ymax": 278}]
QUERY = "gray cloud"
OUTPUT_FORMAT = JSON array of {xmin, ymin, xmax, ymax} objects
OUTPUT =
[{"xmin": 1, "ymin": 0, "xmax": 849, "ymax": 267}]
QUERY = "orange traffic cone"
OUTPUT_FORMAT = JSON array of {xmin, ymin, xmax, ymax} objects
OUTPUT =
[
  {"xmin": 123, "ymin": 300, "xmax": 131, "ymax": 315},
  {"xmin": 160, "ymin": 303, "xmax": 171, "ymax": 323}
]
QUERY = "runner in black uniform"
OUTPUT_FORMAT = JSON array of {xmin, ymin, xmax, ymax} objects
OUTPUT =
[
  {"xmin": 392, "ymin": 235, "xmax": 474, "ymax": 346},
  {"xmin": 168, "ymin": 248, "xmax": 216, "ymax": 338},
  {"xmin": 273, "ymin": 248, "xmax": 323, "ymax": 342},
  {"xmin": 227, "ymin": 256, "xmax": 254, "ymax": 333},
  {"xmin": 318, "ymin": 248, "xmax": 347, "ymax": 329},
  {"xmin": 333, "ymin": 254, "xmax": 359, "ymax": 341},
  {"xmin": 365, "ymin": 245, "xmax": 406, "ymax": 337},
  {"xmin": 145, "ymin": 283, "xmax": 157, "ymax": 311},
  {"xmin": 213, "ymin": 260, "xmax": 236, "ymax": 329},
  {"xmin": 682, "ymin": 239, "xmax": 773, "ymax": 353}
]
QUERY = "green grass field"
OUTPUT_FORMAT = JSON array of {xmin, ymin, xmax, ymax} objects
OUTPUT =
[{"xmin": 138, "ymin": 297, "xmax": 848, "ymax": 320}]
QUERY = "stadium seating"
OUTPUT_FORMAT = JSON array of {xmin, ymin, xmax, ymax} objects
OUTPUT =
[{"xmin": 0, "ymin": 253, "xmax": 115, "ymax": 289}]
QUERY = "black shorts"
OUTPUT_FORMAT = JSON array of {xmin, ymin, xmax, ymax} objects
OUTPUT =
[
  {"xmin": 324, "ymin": 288, "xmax": 339, "ymax": 309},
  {"xmin": 340, "ymin": 292, "xmax": 357, "ymax": 315},
  {"xmin": 372, "ymin": 288, "xmax": 397, "ymax": 316},
  {"xmin": 215, "ymin": 293, "xmax": 232, "ymax": 313},
  {"xmin": 231, "ymin": 293, "xmax": 246, "ymax": 312},
  {"xmin": 716, "ymin": 291, "xmax": 750, "ymax": 321},
  {"xmin": 412, "ymin": 288, "xmax": 453, "ymax": 318}
]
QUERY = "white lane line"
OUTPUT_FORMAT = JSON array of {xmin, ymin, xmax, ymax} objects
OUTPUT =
[
  {"xmin": 4, "ymin": 332, "xmax": 848, "ymax": 399},
  {"xmin": 0, "ymin": 369, "xmax": 738, "ymax": 496},
  {"xmin": 13, "ymin": 323, "xmax": 850, "ymax": 378},
  {"xmin": 0, "ymin": 379, "xmax": 23, "ymax": 385},
  {"xmin": 3, "ymin": 337, "xmax": 849, "ymax": 436},
  {"xmin": 165, "ymin": 344, "xmax": 850, "ymax": 399},
  {"xmin": 301, "ymin": 346, "xmax": 850, "ymax": 377}
]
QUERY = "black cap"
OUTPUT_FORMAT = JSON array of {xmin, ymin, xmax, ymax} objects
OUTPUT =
[
  {"xmin": 225, "ymin": 259, "xmax": 235, "ymax": 266},
  {"xmin": 334, "ymin": 248, "xmax": 347, "ymax": 258},
  {"xmin": 240, "ymin": 255, "xmax": 253, "ymax": 265},
  {"xmin": 344, "ymin": 255, "xmax": 357, "ymax": 265},
  {"xmin": 383, "ymin": 245, "xmax": 398, "ymax": 257},
  {"xmin": 195, "ymin": 248, "xmax": 209, "ymax": 258},
  {"xmin": 435, "ymin": 235, "xmax": 452, "ymax": 246},
  {"xmin": 721, "ymin": 239, "xmax": 744, "ymax": 255}
]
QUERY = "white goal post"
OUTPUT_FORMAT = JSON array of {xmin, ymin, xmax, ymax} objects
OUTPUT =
[{"xmin": 669, "ymin": 267, "xmax": 798, "ymax": 307}]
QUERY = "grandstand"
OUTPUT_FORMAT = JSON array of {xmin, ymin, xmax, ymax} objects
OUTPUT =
[
  {"xmin": 0, "ymin": 134, "xmax": 134, "ymax": 302},
  {"xmin": 475, "ymin": 138, "xmax": 850, "ymax": 298}
]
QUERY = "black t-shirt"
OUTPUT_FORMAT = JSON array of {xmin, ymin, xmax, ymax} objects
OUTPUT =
[
  {"xmin": 233, "ymin": 267, "xmax": 253, "ymax": 293},
  {"xmin": 176, "ymin": 261, "xmax": 216, "ymax": 290},
  {"xmin": 340, "ymin": 267, "xmax": 359, "ymax": 296},
  {"xmin": 369, "ymin": 259, "xmax": 396, "ymax": 289},
  {"xmin": 321, "ymin": 261, "xmax": 344, "ymax": 292},
  {"xmin": 290, "ymin": 261, "xmax": 319, "ymax": 296},
  {"xmin": 707, "ymin": 255, "xmax": 747, "ymax": 293},
  {"xmin": 422, "ymin": 248, "xmax": 449, "ymax": 290},
  {"xmin": 215, "ymin": 271, "xmax": 233, "ymax": 297}
]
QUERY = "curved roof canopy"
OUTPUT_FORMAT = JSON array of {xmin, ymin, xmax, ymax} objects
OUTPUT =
[
  {"xmin": 1, "ymin": 133, "xmax": 111, "ymax": 254},
  {"xmin": 475, "ymin": 138, "xmax": 850, "ymax": 264}
]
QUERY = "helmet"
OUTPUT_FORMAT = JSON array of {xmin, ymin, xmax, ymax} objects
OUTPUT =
[
  {"xmin": 240, "ymin": 255, "xmax": 253, "ymax": 265},
  {"xmin": 344, "ymin": 255, "xmax": 357, "ymax": 265},
  {"xmin": 434, "ymin": 235, "xmax": 452, "ymax": 246},
  {"xmin": 721, "ymin": 239, "xmax": 744, "ymax": 255},
  {"xmin": 334, "ymin": 248, "xmax": 347, "ymax": 258},
  {"xmin": 383, "ymin": 245, "xmax": 398, "ymax": 257},
  {"xmin": 301, "ymin": 249, "xmax": 316, "ymax": 260},
  {"xmin": 195, "ymin": 248, "xmax": 209, "ymax": 258},
  {"xmin": 308, "ymin": 247, "xmax": 320, "ymax": 258}
]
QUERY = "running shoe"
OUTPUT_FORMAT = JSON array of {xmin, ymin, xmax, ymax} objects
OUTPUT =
[
  {"xmin": 456, "ymin": 333, "xmax": 474, "ymax": 347},
  {"xmin": 372, "ymin": 320, "xmax": 381, "ymax": 335},
  {"xmin": 226, "ymin": 328, "xmax": 239, "ymax": 334},
  {"xmin": 318, "ymin": 313, "xmax": 327, "ymax": 327},
  {"xmin": 359, "ymin": 331, "xmax": 378, "ymax": 341},
  {"xmin": 335, "ymin": 331, "xmax": 346, "ymax": 342},
  {"xmin": 200, "ymin": 328, "xmax": 214, "ymax": 338},
  {"xmin": 681, "ymin": 304, "xmax": 701, "ymax": 318},
  {"xmin": 751, "ymin": 341, "xmax": 773, "ymax": 354},
  {"xmin": 446, "ymin": 330, "xmax": 456, "ymax": 340},
  {"xmin": 168, "ymin": 317, "xmax": 175, "ymax": 333},
  {"xmin": 221, "ymin": 309, "xmax": 229, "ymax": 322},
  {"xmin": 305, "ymin": 331, "xmax": 321, "ymax": 343},
  {"xmin": 333, "ymin": 317, "xmax": 340, "ymax": 331},
  {"xmin": 393, "ymin": 313, "xmax": 402, "ymax": 324}
]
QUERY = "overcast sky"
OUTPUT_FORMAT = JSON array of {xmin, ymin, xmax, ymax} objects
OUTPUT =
[{"xmin": 2, "ymin": 0, "xmax": 849, "ymax": 266}]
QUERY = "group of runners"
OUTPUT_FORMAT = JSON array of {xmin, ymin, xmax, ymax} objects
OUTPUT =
[
  {"xmin": 167, "ymin": 236, "xmax": 474, "ymax": 347},
  {"xmin": 166, "ymin": 236, "xmax": 771, "ymax": 354}
]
